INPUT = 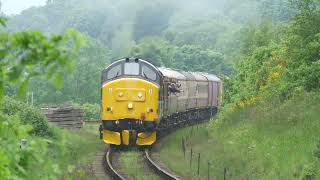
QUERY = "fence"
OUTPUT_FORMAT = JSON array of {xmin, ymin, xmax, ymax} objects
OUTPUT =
[
  {"xmin": 41, "ymin": 107, "xmax": 84, "ymax": 128},
  {"xmin": 180, "ymin": 125, "xmax": 230, "ymax": 180}
]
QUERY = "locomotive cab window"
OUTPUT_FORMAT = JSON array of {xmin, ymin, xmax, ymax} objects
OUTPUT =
[
  {"xmin": 107, "ymin": 64, "xmax": 122, "ymax": 80},
  {"xmin": 124, "ymin": 62, "xmax": 140, "ymax": 75},
  {"xmin": 142, "ymin": 65, "xmax": 157, "ymax": 81}
]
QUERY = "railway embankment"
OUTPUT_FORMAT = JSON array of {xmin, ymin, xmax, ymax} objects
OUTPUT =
[{"xmin": 159, "ymin": 93, "xmax": 320, "ymax": 179}]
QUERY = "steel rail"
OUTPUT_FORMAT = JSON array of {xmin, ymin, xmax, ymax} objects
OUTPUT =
[
  {"xmin": 144, "ymin": 149, "xmax": 180, "ymax": 180},
  {"xmin": 104, "ymin": 148, "xmax": 126, "ymax": 180}
]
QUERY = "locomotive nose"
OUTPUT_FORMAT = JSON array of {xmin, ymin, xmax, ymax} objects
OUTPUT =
[{"xmin": 101, "ymin": 78, "xmax": 159, "ymax": 121}]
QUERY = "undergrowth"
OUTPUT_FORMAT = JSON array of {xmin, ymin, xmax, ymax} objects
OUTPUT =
[
  {"xmin": 0, "ymin": 97, "xmax": 101, "ymax": 179},
  {"xmin": 160, "ymin": 92, "xmax": 320, "ymax": 179}
]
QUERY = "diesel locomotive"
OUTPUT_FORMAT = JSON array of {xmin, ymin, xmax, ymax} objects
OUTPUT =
[{"xmin": 99, "ymin": 58, "xmax": 222, "ymax": 146}]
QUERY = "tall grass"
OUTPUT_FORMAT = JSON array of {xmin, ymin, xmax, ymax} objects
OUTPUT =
[{"xmin": 160, "ymin": 92, "xmax": 320, "ymax": 179}]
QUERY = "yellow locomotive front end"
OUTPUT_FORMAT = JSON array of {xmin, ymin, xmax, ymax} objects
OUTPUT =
[{"xmin": 100, "ymin": 58, "xmax": 160, "ymax": 146}]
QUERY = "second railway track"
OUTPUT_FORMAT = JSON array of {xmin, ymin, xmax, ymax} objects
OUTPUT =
[{"xmin": 105, "ymin": 147, "xmax": 180, "ymax": 180}]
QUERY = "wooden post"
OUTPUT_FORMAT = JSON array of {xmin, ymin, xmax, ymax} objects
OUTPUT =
[
  {"xmin": 190, "ymin": 148, "xmax": 193, "ymax": 168},
  {"xmin": 182, "ymin": 137, "xmax": 186, "ymax": 158},
  {"xmin": 197, "ymin": 153, "xmax": 200, "ymax": 175},
  {"xmin": 224, "ymin": 167, "xmax": 227, "ymax": 180},
  {"xmin": 191, "ymin": 126, "xmax": 194, "ymax": 136},
  {"xmin": 207, "ymin": 161, "xmax": 210, "ymax": 180}
]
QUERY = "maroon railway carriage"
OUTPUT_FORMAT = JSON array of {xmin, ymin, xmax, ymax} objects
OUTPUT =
[{"xmin": 156, "ymin": 67, "xmax": 222, "ymax": 133}]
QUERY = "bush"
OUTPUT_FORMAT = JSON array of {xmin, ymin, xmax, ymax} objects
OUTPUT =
[
  {"xmin": 0, "ymin": 98, "xmax": 102, "ymax": 179},
  {"xmin": 1, "ymin": 97, "xmax": 53, "ymax": 137},
  {"xmin": 0, "ymin": 113, "xmax": 57, "ymax": 179}
]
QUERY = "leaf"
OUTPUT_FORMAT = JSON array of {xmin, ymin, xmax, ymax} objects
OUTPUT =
[
  {"xmin": 17, "ymin": 79, "xmax": 30, "ymax": 98},
  {"xmin": 53, "ymin": 72, "xmax": 64, "ymax": 89},
  {"xmin": 0, "ymin": 17, "xmax": 7, "ymax": 27}
]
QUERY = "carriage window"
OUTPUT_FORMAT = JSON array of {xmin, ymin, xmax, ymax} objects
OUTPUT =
[
  {"xmin": 142, "ymin": 65, "xmax": 157, "ymax": 81},
  {"xmin": 124, "ymin": 63, "xmax": 139, "ymax": 75},
  {"xmin": 107, "ymin": 64, "xmax": 122, "ymax": 79}
]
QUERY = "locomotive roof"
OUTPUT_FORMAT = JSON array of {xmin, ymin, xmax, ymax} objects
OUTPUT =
[
  {"xmin": 106, "ymin": 58, "xmax": 158, "ymax": 71},
  {"xmin": 106, "ymin": 58, "xmax": 221, "ymax": 82}
]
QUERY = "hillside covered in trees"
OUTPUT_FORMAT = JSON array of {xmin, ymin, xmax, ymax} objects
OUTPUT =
[
  {"xmin": 5, "ymin": 0, "xmax": 295, "ymax": 105},
  {"xmin": 1, "ymin": 0, "xmax": 320, "ymax": 179}
]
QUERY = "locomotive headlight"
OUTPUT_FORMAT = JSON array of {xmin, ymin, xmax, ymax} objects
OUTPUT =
[
  {"xmin": 128, "ymin": 103, "xmax": 133, "ymax": 109},
  {"xmin": 106, "ymin": 107, "xmax": 113, "ymax": 112},
  {"xmin": 138, "ymin": 92, "xmax": 142, "ymax": 98}
]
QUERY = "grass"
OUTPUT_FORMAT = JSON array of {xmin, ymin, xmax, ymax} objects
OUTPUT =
[
  {"xmin": 119, "ymin": 150, "xmax": 159, "ymax": 180},
  {"xmin": 159, "ymin": 92, "xmax": 320, "ymax": 179},
  {"xmin": 58, "ymin": 123, "xmax": 103, "ymax": 179}
]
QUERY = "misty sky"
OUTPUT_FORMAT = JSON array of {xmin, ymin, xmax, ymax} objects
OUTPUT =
[{"xmin": 1, "ymin": 0, "xmax": 46, "ymax": 15}]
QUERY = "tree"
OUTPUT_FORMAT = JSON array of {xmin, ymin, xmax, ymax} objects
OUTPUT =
[
  {"xmin": 0, "ymin": 17, "xmax": 83, "ymax": 101},
  {"xmin": 29, "ymin": 36, "xmax": 110, "ymax": 104},
  {"xmin": 133, "ymin": 1, "xmax": 174, "ymax": 40}
]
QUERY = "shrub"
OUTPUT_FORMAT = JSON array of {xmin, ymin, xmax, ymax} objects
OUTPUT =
[
  {"xmin": 1, "ymin": 97, "xmax": 53, "ymax": 137},
  {"xmin": 0, "ymin": 113, "xmax": 59, "ymax": 179}
]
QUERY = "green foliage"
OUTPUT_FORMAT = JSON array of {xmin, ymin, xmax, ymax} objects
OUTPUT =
[
  {"xmin": 0, "ymin": 26, "xmax": 83, "ymax": 101},
  {"xmin": 315, "ymin": 141, "xmax": 320, "ymax": 159},
  {"xmin": 133, "ymin": 1, "xmax": 174, "ymax": 40},
  {"xmin": 29, "ymin": 36, "xmax": 110, "ymax": 104},
  {"xmin": 0, "ymin": 110, "xmax": 101, "ymax": 179},
  {"xmin": 224, "ymin": 0, "xmax": 320, "ymax": 105},
  {"xmin": 1, "ymin": 96, "xmax": 52, "ymax": 137},
  {"xmin": 72, "ymin": 102, "xmax": 100, "ymax": 120},
  {"xmin": 160, "ymin": 93, "xmax": 320, "ymax": 179},
  {"xmin": 6, "ymin": 0, "xmax": 297, "ymax": 72},
  {"xmin": 129, "ymin": 37, "xmax": 232, "ymax": 75}
]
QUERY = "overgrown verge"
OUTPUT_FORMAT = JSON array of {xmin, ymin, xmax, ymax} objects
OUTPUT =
[
  {"xmin": 160, "ymin": 93, "xmax": 320, "ymax": 179},
  {"xmin": 0, "ymin": 97, "xmax": 101, "ymax": 179}
]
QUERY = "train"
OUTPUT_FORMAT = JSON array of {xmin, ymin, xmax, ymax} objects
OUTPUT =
[{"xmin": 99, "ymin": 58, "xmax": 222, "ymax": 146}]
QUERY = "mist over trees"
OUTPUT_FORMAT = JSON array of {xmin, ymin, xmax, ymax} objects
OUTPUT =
[{"xmin": 5, "ymin": 0, "xmax": 297, "ymax": 104}]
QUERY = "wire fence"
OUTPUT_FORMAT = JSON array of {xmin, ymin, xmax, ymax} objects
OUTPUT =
[{"xmin": 180, "ymin": 125, "xmax": 230, "ymax": 180}]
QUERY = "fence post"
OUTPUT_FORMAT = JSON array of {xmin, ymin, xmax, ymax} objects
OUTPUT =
[
  {"xmin": 207, "ymin": 161, "xmax": 210, "ymax": 180},
  {"xmin": 182, "ymin": 137, "xmax": 185, "ymax": 158},
  {"xmin": 191, "ymin": 126, "xmax": 194, "ymax": 136},
  {"xmin": 190, "ymin": 148, "xmax": 193, "ymax": 168},
  {"xmin": 197, "ymin": 153, "xmax": 200, "ymax": 175},
  {"xmin": 224, "ymin": 167, "xmax": 227, "ymax": 180}
]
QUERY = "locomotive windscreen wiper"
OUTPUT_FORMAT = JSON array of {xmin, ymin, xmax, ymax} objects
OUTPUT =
[
  {"xmin": 143, "ymin": 72, "xmax": 149, "ymax": 80},
  {"xmin": 114, "ymin": 71, "xmax": 120, "ymax": 78}
]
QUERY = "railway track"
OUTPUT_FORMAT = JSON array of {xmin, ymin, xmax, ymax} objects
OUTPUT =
[{"xmin": 104, "ymin": 147, "xmax": 180, "ymax": 180}]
